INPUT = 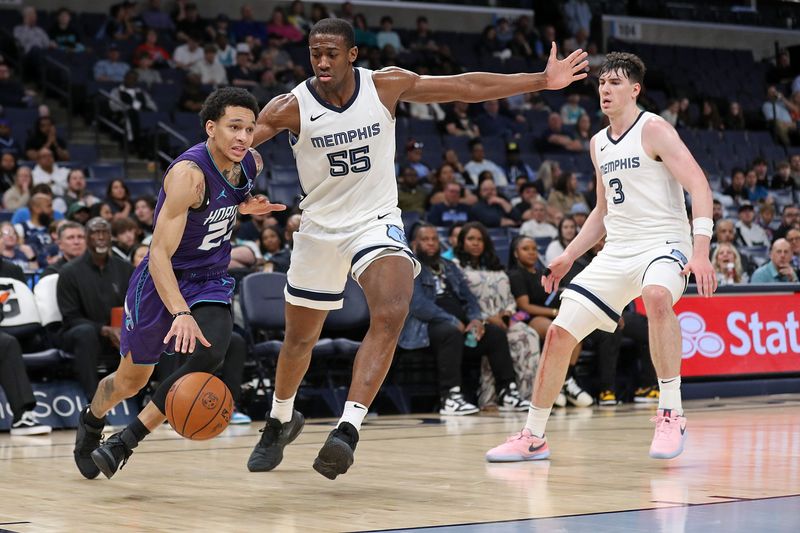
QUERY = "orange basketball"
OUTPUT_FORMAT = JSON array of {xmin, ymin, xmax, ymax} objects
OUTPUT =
[{"xmin": 165, "ymin": 372, "xmax": 233, "ymax": 440}]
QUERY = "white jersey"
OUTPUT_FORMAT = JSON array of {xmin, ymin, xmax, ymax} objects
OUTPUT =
[
  {"xmin": 290, "ymin": 67, "xmax": 397, "ymax": 230},
  {"xmin": 593, "ymin": 111, "xmax": 690, "ymax": 245}
]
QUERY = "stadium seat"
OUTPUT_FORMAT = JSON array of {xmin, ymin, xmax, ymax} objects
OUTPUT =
[{"xmin": 89, "ymin": 163, "xmax": 124, "ymax": 181}]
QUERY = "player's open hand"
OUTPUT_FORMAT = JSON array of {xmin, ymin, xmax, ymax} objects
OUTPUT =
[
  {"xmin": 544, "ymin": 42, "xmax": 589, "ymax": 91},
  {"xmin": 238, "ymin": 194, "xmax": 287, "ymax": 216},
  {"xmin": 681, "ymin": 256, "xmax": 717, "ymax": 298},
  {"xmin": 164, "ymin": 314, "xmax": 211, "ymax": 354},
  {"xmin": 542, "ymin": 252, "xmax": 575, "ymax": 294}
]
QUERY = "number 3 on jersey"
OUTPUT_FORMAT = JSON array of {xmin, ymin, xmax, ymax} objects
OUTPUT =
[
  {"xmin": 327, "ymin": 145, "xmax": 371, "ymax": 177},
  {"xmin": 608, "ymin": 178, "xmax": 625, "ymax": 204}
]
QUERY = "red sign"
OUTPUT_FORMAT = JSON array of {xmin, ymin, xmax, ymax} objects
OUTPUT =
[{"xmin": 634, "ymin": 293, "xmax": 800, "ymax": 377}]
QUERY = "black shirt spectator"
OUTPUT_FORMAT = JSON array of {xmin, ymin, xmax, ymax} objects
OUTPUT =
[{"xmin": 25, "ymin": 117, "xmax": 70, "ymax": 162}]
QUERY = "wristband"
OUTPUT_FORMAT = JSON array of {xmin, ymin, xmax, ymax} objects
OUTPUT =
[
  {"xmin": 692, "ymin": 217, "xmax": 713, "ymax": 238},
  {"xmin": 172, "ymin": 311, "xmax": 192, "ymax": 319}
]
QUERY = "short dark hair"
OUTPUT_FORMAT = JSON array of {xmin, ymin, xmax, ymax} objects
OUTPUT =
[
  {"xmin": 309, "ymin": 18, "xmax": 355, "ymax": 49},
  {"xmin": 199, "ymin": 87, "xmax": 260, "ymax": 126},
  {"xmin": 411, "ymin": 221, "xmax": 436, "ymax": 242},
  {"xmin": 599, "ymin": 52, "xmax": 646, "ymax": 85},
  {"xmin": 57, "ymin": 220, "xmax": 84, "ymax": 240}
]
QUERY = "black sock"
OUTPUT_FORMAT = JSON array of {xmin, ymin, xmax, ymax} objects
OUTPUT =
[
  {"xmin": 83, "ymin": 406, "xmax": 105, "ymax": 428},
  {"xmin": 120, "ymin": 418, "xmax": 150, "ymax": 449},
  {"xmin": 566, "ymin": 365, "xmax": 575, "ymax": 380}
]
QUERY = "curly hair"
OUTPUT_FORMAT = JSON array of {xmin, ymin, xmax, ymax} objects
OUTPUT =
[{"xmin": 199, "ymin": 87, "xmax": 260, "ymax": 126}]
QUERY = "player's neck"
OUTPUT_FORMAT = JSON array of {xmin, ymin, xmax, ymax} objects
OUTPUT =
[
  {"xmin": 608, "ymin": 105, "xmax": 641, "ymax": 138},
  {"xmin": 313, "ymin": 68, "xmax": 356, "ymax": 107},
  {"xmin": 206, "ymin": 141, "xmax": 240, "ymax": 185}
]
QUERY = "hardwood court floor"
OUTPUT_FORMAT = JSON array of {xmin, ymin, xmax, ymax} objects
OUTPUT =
[{"xmin": 1, "ymin": 395, "xmax": 799, "ymax": 532}]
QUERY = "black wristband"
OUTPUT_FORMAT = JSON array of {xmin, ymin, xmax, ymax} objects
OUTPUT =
[{"xmin": 172, "ymin": 311, "xmax": 192, "ymax": 319}]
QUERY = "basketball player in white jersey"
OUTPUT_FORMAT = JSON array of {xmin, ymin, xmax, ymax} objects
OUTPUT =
[
  {"xmin": 486, "ymin": 52, "xmax": 716, "ymax": 463},
  {"xmin": 245, "ymin": 18, "xmax": 589, "ymax": 479}
]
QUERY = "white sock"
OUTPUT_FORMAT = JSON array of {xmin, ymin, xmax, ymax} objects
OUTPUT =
[
  {"xmin": 524, "ymin": 405, "xmax": 551, "ymax": 438},
  {"xmin": 658, "ymin": 376, "xmax": 682, "ymax": 415},
  {"xmin": 338, "ymin": 401, "xmax": 368, "ymax": 432},
  {"xmin": 269, "ymin": 393, "xmax": 296, "ymax": 424}
]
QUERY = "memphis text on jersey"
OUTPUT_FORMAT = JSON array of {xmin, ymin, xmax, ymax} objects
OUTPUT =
[
  {"xmin": 310, "ymin": 122, "xmax": 381, "ymax": 148},
  {"xmin": 600, "ymin": 156, "xmax": 640, "ymax": 175}
]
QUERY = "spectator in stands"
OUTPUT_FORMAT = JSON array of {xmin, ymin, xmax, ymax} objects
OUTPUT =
[
  {"xmin": 401, "ymin": 224, "xmax": 528, "ymax": 414},
  {"xmin": 712, "ymin": 198, "xmax": 724, "ymax": 223},
  {"xmin": 2, "ymin": 166, "xmax": 31, "ymax": 211},
  {"xmin": 519, "ymin": 199, "xmax": 558, "ymax": 239},
  {"xmin": 560, "ymin": 93, "xmax": 586, "ymax": 126},
  {"xmin": 711, "ymin": 242, "xmax": 748, "ymax": 285},
  {"xmin": 231, "ymin": 4, "xmax": 268, "ymax": 47},
  {"xmin": 536, "ymin": 25, "xmax": 557, "ymax": 61},
  {"xmin": 548, "ymin": 172, "xmax": 586, "ymax": 215},
  {"xmin": 15, "ymin": 192, "xmax": 57, "ymax": 268},
  {"xmin": 563, "ymin": 0, "xmax": 592, "ymax": 36},
  {"xmin": 476, "ymin": 24, "xmax": 508, "ymax": 60},
  {"xmin": 545, "ymin": 215, "xmax": 577, "ymax": 265},
  {"xmin": 505, "ymin": 141, "xmax": 534, "ymax": 183},
  {"xmin": 712, "ymin": 220, "xmax": 751, "ymax": 278},
  {"xmin": 508, "ymin": 29, "xmax": 534, "ymax": 61},
  {"xmin": 267, "ymin": 7, "xmax": 304, "ymax": 44},
  {"xmin": 735, "ymin": 202, "xmax": 770, "ymax": 247},
  {"xmin": 110, "ymin": 71, "xmax": 158, "ymax": 149},
  {"xmin": 570, "ymin": 202, "xmax": 590, "ymax": 229},
  {"xmin": 351, "ymin": 13, "xmax": 377, "ymax": 48},
  {"xmin": 791, "ymin": 155, "xmax": 800, "ymax": 188},
  {"xmin": 215, "ymin": 33, "xmax": 236, "ymax": 68},
  {"xmin": 475, "ymin": 100, "xmax": 518, "ymax": 139},
  {"xmin": 676, "ymin": 97, "xmax": 693, "ymax": 128},
  {"xmin": 751, "ymin": 238, "xmax": 798, "ymax": 283},
  {"xmin": 0, "ymin": 257, "xmax": 51, "ymax": 435},
  {"xmin": 376, "ymin": 15, "xmax": 404, "ymax": 52},
  {"xmin": 41, "ymin": 220, "xmax": 86, "ymax": 277},
  {"xmin": 762, "ymin": 85, "xmax": 796, "ymax": 146},
  {"xmin": 0, "ymin": 221, "xmax": 36, "ymax": 270},
  {"xmin": 428, "ymin": 182, "xmax": 471, "ymax": 227},
  {"xmin": 140, "ymin": 0, "xmax": 175, "ymax": 31},
  {"xmin": 57, "ymin": 217, "xmax": 134, "ymax": 397},
  {"xmin": 464, "ymin": 139, "xmax": 508, "ymax": 186},
  {"xmin": 540, "ymin": 112, "xmax": 583, "ymax": 152},
  {"xmin": 767, "ymin": 49, "xmax": 795, "ymax": 85},
  {"xmin": 62, "ymin": 169, "xmax": 98, "ymax": 209},
  {"xmin": 111, "ymin": 217, "xmax": 140, "ymax": 262},
  {"xmin": 134, "ymin": 54, "xmax": 163, "ymax": 87},
  {"xmin": 440, "ymin": 223, "xmax": 463, "ymax": 261},
  {"xmin": 759, "ymin": 204, "xmax": 776, "ymax": 240},
  {"xmin": 442, "ymin": 148, "xmax": 468, "ymax": 180},
  {"xmin": 427, "ymin": 163, "xmax": 476, "ymax": 207},
  {"xmin": 660, "ymin": 99, "xmax": 679, "ymax": 127},
  {"xmin": 12, "ymin": 6, "xmax": 52, "ymax": 55},
  {"xmin": 93, "ymin": 44, "xmax": 130, "ymax": 83},
  {"xmin": 48, "ymin": 7, "xmax": 83, "ymax": 52},
  {"xmin": 725, "ymin": 101, "xmax": 746, "ymax": 130},
  {"xmin": 744, "ymin": 168, "xmax": 770, "ymax": 204},
  {"xmin": 99, "ymin": 1, "xmax": 136, "ymax": 42},
  {"xmin": 191, "ymin": 44, "xmax": 228, "ymax": 86},
  {"xmin": 133, "ymin": 28, "xmax": 171, "ymax": 68},
  {"xmin": 105, "ymin": 179, "xmax": 133, "ymax": 220},
  {"xmin": 173, "ymin": 36, "xmax": 204, "ymax": 71},
  {"xmin": 131, "ymin": 243, "xmax": 148, "ymax": 267},
  {"xmin": 65, "ymin": 201, "xmax": 90, "ymax": 225},
  {"xmin": 443, "ymin": 101, "xmax": 480, "ymax": 138},
  {"xmin": 90, "ymin": 201, "xmax": 113, "ymax": 223},
  {"xmin": 403, "ymin": 140, "xmax": 431, "ymax": 181},
  {"xmin": 31, "ymin": 148, "xmax": 68, "ymax": 196},
  {"xmin": 252, "ymin": 70, "xmax": 283, "ymax": 107},
  {"xmin": 698, "ymin": 99, "xmax": 724, "ymax": 131},
  {"xmin": 0, "ymin": 153, "xmax": 16, "ymax": 193},
  {"xmin": 453, "ymin": 222, "xmax": 540, "ymax": 405},
  {"xmin": 773, "ymin": 204, "xmax": 800, "ymax": 241},
  {"xmin": 723, "ymin": 168, "xmax": 748, "ymax": 205},
  {"xmin": 469, "ymin": 175, "xmax": 515, "ymax": 228},
  {"xmin": 288, "ymin": 0, "xmax": 311, "ymax": 35},
  {"xmin": 255, "ymin": 225, "xmax": 286, "ymax": 273},
  {"xmin": 752, "ymin": 157, "xmax": 771, "ymax": 188},
  {"xmin": 787, "ymin": 228, "xmax": 800, "ymax": 275},
  {"xmin": 397, "ymin": 166, "xmax": 427, "ymax": 216},
  {"xmin": 25, "ymin": 117, "xmax": 69, "ymax": 162},
  {"xmin": 509, "ymin": 183, "xmax": 541, "ymax": 223},
  {"xmin": 227, "ymin": 44, "xmax": 259, "ymax": 87},
  {"xmin": 771, "ymin": 160, "xmax": 796, "ymax": 191},
  {"xmin": 178, "ymin": 72, "xmax": 208, "ymax": 112},
  {"xmin": 0, "ymin": 120, "xmax": 21, "ymax": 160},
  {"xmin": 573, "ymin": 113, "xmax": 593, "ymax": 151},
  {"xmin": 133, "ymin": 196, "xmax": 155, "ymax": 240},
  {"xmin": 174, "ymin": 2, "xmax": 207, "ymax": 43}
]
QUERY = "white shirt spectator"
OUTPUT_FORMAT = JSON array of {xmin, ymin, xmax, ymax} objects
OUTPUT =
[
  {"xmin": 735, "ymin": 220, "xmax": 770, "ymax": 247},
  {"xmin": 377, "ymin": 31, "xmax": 403, "ymax": 51},
  {"xmin": 464, "ymin": 159, "xmax": 508, "ymax": 187},
  {"xmin": 173, "ymin": 43, "xmax": 204, "ymax": 70},
  {"xmin": 191, "ymin": 57, "xmax": 228, "ymax": 86},
  {"xmin": 32, "ymin": 164, "xmax": 69, "ymax": 196},
  {"xmin": 408, "ymin": 102, "xmax": 446, "ymax": 121},
  {"xmin": 544, "ymin": 239, "xmax": 565, "ymax": 265},
  {"xmin": 13, "ymin": 23, "xmax": 50, "ymax": 53},
  {"xmin": 519, "ymin": 219, "xmax": 558, "ymax": 239}
]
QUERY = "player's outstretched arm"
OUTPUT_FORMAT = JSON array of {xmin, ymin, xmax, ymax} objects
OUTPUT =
[
  {"xmin": 376, "ymin": 43, "xmax": 587, "ymax": 106},
  {"xmin": 252, "ymin": 93, "xmax": 301, "ymax": 148},
  {"xmin": 150, "ymin": 161, "xmax": 211, "ymax": 353},
  {"xmin": 543, "ymin": 136, "xmax": 607, "ymax": 293},
  {"xmin": 643, "ymin": 118, "xmax": 717, "ymax": 297}
]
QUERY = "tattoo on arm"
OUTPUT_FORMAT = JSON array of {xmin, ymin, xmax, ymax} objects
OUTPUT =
[{"xmin": 248, "ymin": 147, "xmax": 264, "ymax": 175}]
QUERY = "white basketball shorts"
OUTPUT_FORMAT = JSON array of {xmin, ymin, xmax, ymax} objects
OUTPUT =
[{"xmin": 285, "ymin": 208, "xmax": 421, "ymax": 310}]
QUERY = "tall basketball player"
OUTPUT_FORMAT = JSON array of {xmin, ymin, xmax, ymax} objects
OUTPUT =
[
  {"xmin": 486, "ymin": 52, "xmax": 716, "ymax": 463},
  {"xmin": 73, "ymin": 88, "xmax": 285, "ymax": 479},
  {"xmin": 245, "ymin": 18, "xmax": 588, "ymax": 480}
]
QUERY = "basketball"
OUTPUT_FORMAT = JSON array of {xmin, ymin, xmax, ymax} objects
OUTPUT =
[{"xmin": 165, "ymin": 372, "xmax": 233, "ymax": 440}]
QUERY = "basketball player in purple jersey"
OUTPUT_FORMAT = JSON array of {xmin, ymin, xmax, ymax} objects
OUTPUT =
[
  {"xmin": 73, "ymin": 88, "xmax": 285, "ymax": 479},
  {"xmin": 245, "ymin": 18, "xmax": 588, "ymax": 480}
]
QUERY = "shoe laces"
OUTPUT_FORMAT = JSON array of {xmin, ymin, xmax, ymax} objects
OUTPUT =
[
  {"xmin": 564, "ymin": 378, "xmax": 584, "ymax": 397},
  {"xmin": 650, "ymin": 414, "xmax": 674, "ymax": 438}
]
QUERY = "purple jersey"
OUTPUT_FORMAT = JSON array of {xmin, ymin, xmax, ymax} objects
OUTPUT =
[{"xmin": 153, "ymin": 142, "xmax": 255, "ymax": 271}]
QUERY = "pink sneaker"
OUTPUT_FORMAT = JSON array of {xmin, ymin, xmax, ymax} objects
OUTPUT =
[
  {"xmin": 649, "ymin": 409, "xmax": 687, "ymax": 459},
  {"xmin": 485, "ymin": 429, "xmax": 550, "ymax": 463}
]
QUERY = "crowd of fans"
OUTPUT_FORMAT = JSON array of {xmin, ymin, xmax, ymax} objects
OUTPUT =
[{"xmin": 1, "ymin": 1, "xmax": 799, "ymax": 430}]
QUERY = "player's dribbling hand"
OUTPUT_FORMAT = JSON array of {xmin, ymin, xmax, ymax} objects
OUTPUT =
[
  {"xmin": 681, "ymin": 256, "xmax": 717, "ymax": 298},
  {"xmin": 238, "ymin": 194, "xmax": 287, "ymax": 215},
  {"xmin": 164, "ymin": 315, "xmax": 212, "ymax": 354},
  {"xmin": 542, "ymin": 252, "xmax": 574, "ymax": 294}
]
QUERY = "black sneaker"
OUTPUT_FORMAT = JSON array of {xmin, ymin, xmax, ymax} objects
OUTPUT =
[
  {"xmin": 247, "ymin": 409, "xmax": 305, "ymax": 472},
  {"xmin": 91, "ymin": 431, "xmax": 135, "ymax": 479},
  {"xmin": 312, "ymin": 422, "xmax": 359, "ymax": 480},
  {"xmin": 74, "ymin": 406, "xmax": 105, "ymax": 479}
]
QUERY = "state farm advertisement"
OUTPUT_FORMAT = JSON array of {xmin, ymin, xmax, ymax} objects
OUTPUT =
[{"xmin": 635, "ymin": 294, "xmax": 800, "ymax": 377}]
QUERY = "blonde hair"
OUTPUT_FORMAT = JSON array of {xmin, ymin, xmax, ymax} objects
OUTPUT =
[{"xmin": 711, "ymin": 242, "xmax": 744, "ymax": 283}]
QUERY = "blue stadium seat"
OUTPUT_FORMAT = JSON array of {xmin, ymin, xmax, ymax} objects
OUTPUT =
[
  {"xmin": 269, "ymin": 165, "xmax": 299, "ymax": 184},
  {"xmin": 89, "ymin": 163, "xmax": 124, "ymax": 181},
  {"xmin": 67, "ymin": 144, "xmax": 98, "ymax": 167},
  {"xmin": 267, "ymin": 181, "xmax": 303, "ymax": 206},
  {"xmin": 85, "ymin": 178, "xmax": 108, "ymax": 197},
  {"xmin": 127, "ymin": 180, "xmax": 158, "ymax": 198},
  {"xmin": 0, "ymin": 210, "xmax": 13, "ymax": 222}
]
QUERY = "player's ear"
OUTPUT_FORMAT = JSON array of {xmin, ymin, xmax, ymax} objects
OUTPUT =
[
  {"xmin": 632, "ymin": 82, "xmax": 641, "ymax": 100},
  {"xmin": 348, "ymin": 45, "xmax": 358, "ymax": 63},
  {"xmin": 205, "ymin": 119, "xmax": 216, "ymax": 139}
]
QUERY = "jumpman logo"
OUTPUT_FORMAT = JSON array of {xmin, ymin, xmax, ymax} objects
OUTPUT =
[
  {"xmin": 220, "ymin": 278, "xmax": 233, "ymax": 286},
  {"xmin": 217, "ymin": 189, "xmax": 227, "ymax": 200}
]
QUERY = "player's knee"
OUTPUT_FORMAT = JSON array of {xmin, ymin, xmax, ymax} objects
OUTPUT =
[
  {"xmin": 544, "ymin": 324, "xmax": 578, "ymax": 353},
  {"xmin": 115, "ymin": 372, "xmax": 150, "ymax": 397},
  {"xmin": 642, "ymin": 285, "xmax": 673, "ymax": 320},
  {"xmin": 192, "ymin": 344, "xmax": 226, "ymax": 373},
  {"xmin": 369, "ymin": 296, "xmax": 410, "ymax": 336}
]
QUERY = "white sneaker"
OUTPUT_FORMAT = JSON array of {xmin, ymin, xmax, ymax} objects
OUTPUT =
[
  {"xmin": 230, "ymin": 411, "xmax": 252, "ymax": 425},
  {"xmin": 563, "ymin": 377, "xmax": 593, "ymax": 407},
  {"xmin": 497, "ymin": 383, "xmax": 531, "ymax": 412},
  {"xmin": 439, "ymin": 386, "xmax": 479, "ymax": 416},
  {"xmin": 554, "ymin": 391, "xmax": 567, "ymax": 408},
  {"xmin": 10, "ymin": 411, "xmax": 52, "ymax": 436}
]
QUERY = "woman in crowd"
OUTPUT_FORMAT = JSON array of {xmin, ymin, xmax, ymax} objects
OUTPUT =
[
  {"xmin": 453, "ymin": 222, "xmax": 540, "ymax": 406},
  {"xmin": 2, "ymin": 166, "xmax": 32, "ymax": 211},
  {"xmin": 711, "ymin": 242, "xmax": 748, "ymax": 285},
  {"xmin": 104, "ymin": 179, "xmax": 132, "ymax": 220},
  {"xmin": 426, "ymin": 163, "xmax": 476, "ymax": 207},
  {"xmin": 544, "ymin": 215, "xmax": 578, "ymax": 265},
  {"xmin": 547, "ymin": 172, "xmax": 587, "ymax": 216},
  {"xmin": 0, "ymin": 221, "xmax": 36, "ymax": 271},
  {"xmin": 132, "ymin": 196, "xmax": 156, "ymax": 241}
]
